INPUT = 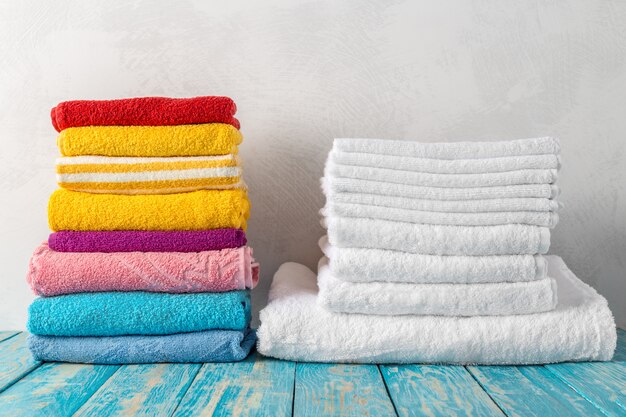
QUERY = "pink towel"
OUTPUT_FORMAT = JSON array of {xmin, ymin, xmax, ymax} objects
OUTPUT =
[{"xmin": 28, "ymin": 242, "xmax": 259, "ymax": 296}]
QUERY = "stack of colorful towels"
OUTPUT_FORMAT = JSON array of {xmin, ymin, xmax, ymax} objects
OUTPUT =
[
  {"xmin": 26, "ymin": 96, "xmax": 258, "ymax": 364},
  {"xmin": 258, "ymin": 137, "xmax": 616, "ymax": 364}
]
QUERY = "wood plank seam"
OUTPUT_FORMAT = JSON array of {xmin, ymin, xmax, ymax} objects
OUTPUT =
[
  {"xmin": 464, "ymin": 365, "xmax": 510, "ymax": 416},
  {"xmin": 164, "ymin": 364, "xmax": 203, "ymax": 416},
  {"xmin": 290, "ymin": 361, "xmax": 297, "ymax": 416},
  {"xmin": 70, "ymin": 366, "xmax": 123, "ymax": 415},
  {"xmin": 376, "ymin": 365, "xmax": 400, "ymax": 417},
  {"xmin": 0, "ymin": 333, "xmax": 18, "ymax": 344},
  {"xmin": 0, "ymin": 363, "xmax": 43, "ymax": 395},
  {"xmin": 543, "ymin": 365, "xmax": 624, "ymax": 417}
]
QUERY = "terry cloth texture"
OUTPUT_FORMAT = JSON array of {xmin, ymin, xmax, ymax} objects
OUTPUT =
[
  {"xmin": 28, "ymin": 329, "xmax": 256, "ymax": 364},
  {"xmin": 317, "ymin": 257, "xmax": 556, "ymax": 316},
  {"xmin": 330, "ymin": 151, "xmax": 561, "ymax": 174},
  {"xmin": 323, "ymin": 177, "xmax": 560, "ymax": 200},
  {"xmin": 333, "ymin": 137, "xmax": 560, "ymax": 159},
  {"xmin": 48, "ymin": 189, "xmax": 249, "ymax": 231},
  {"xmin": 322, "ymin": 203, "xmax": 559, "ymax": 227},
  {"xmin": 48, "ymin": 229, "xmax": 247, "ymax": 253},
  {"xmin": 56, "ymin": 155, "xmax": 243, "ymax": 194},
  {"xmin": 27, "ymin": 291, "xmax": 251, "ymax": 336},
  {"xmin": 28, "ymin": 242, "xmax": 259, "ymax": 296},
  {"xmin": 326, "ymin": 161, "xmax": 558, "ymax": 188},
  {"xmin": 324, "ymin": 192, "xmax": 560, "ymax": 214},
  {"xmin": 326, "ymin": 216, "xmax": 550, "ymax": 255},
  {"xmin": 57, "ymin": 124, "xmax": 242, "ymax": 157},
  {"xmin": 256, "ymin": 256, "xmax": 616, "ymax": 364},
  {"xmin": 51, "ymin": 96, "xmax": 240, "ymax": 131},
  {"xmin": 318, "ymin": 236, "xmax": 547, "ymax": 283}
]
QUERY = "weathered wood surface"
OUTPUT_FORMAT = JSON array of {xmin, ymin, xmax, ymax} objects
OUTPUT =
[
  {"xmin": 381, "ymin": 364, "xmax": 504, "ymax": 417},
  {"xmin": 294, "ymin": 363, "xmax": 396, "ymax": 417},
  {"xmin": 173, "ymin": 352, "xmax": 296, "ymax": 417},
  {"xmin": 0, "ymin": 330, "xmax": 623, "ymax": 416}
]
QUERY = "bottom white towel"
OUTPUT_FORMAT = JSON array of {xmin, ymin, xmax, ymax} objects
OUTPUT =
[
  {"xmin": 317, "ymin": 258, "xmax": 557, "ymax": 316},
  {"xmin": 257, "ymin": 256, "xmax": 616, "ymax": 364}
]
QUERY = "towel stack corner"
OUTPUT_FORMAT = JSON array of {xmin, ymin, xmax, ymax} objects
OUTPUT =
[
  {"xmin": 257, "ymin": 136, "xmax": 617, "ymax": 364},
  {"xmin": 26, "ymin": 96, "xmax": 258, "ymax": 364}
]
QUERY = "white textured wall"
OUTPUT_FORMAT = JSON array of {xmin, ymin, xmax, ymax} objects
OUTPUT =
[{"xmin": 1, "ymin": 0, "xmax": 625, "ymax": 329}]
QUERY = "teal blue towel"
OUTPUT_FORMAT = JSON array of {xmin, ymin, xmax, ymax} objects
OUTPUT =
[{"xmin": 27, "ymin": 291, "xmax": 250, "ymax": 337}]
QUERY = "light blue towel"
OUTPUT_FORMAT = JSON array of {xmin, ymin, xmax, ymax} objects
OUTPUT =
[
  {"xmin": 28, "ymin": 329, "xmax": 257, "ymax": 364},
  {"xmin": 27, "ymin": 291, "xmax": 250, "ymax": 336}
]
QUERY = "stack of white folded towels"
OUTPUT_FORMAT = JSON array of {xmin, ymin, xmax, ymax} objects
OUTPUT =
[
  {"xmin": 318, "ymin": 137, "xmax": 560, "ymax": 317},
  {"xmin": 257, "ymin": 137, "xmax": 617, "ymax": 364}
]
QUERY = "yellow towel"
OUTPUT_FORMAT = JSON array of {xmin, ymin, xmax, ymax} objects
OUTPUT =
[
  {"xmin": 57, "ymin": 123, "xmax": 242, "ymax": 157},
  {"xmin": 48, "ymin": 189, "xmax": 249, "ymax": 231},
  {"xmin": 56, "ymin": 154, "xmax": 244, "ymax": 194}
]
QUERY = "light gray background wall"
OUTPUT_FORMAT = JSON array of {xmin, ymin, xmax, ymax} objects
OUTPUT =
[{"xmin": 1, "ymin": 0, "xmax": 624, "ymax": 329}]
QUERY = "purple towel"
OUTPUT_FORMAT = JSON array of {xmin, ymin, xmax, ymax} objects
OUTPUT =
[{"xmin": 48, "ymin": 229, "xmax": 247, "ymax": 253}]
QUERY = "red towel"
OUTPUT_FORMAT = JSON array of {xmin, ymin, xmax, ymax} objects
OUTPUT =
[{"xmin": 51, "ymin": 96, "xmax": 240, "ymax": 131}]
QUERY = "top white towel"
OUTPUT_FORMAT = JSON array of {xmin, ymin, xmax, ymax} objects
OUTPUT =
[{"xmin": 333, "ymin": 137, "xmax": 560, "ymax": 159}]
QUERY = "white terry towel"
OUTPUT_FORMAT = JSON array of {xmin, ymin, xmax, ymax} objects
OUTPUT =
[
  {"xmin": 257, "ymin": 256, "xmax": 616, "ymax": 364},
  {"xmin": 323, "ymin": 177, "xmax": 560, "ymax": 200},
  {"xmin": 316, "ymin": 257, "xmax": 557, "ymax": 316},
  {"xmin": 319, "ymin": 236, "xmax": 547, "ymax": 283},
  {"xmin": 326, "ymin": 162, "xmax": 558, "ymax": 188},
  {"xmin": 325, "ymin": 191, "xmax": 560, "ymax": 213},
  {"xmin": 333, "ymin": 136, "xmax": 560, "ymax": 159},
  {"xmin": 326, "ymin": 216, "xmax": 550, "ymax": 255},
  {"xmin": 322, "ymin": 202, "xmax": 559, "ymax": 228},
  {"xmin": 330, "ymin": 150, "xmax": 561, "ymax": 174}
]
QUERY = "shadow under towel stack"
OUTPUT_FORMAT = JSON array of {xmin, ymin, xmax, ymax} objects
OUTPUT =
[
  {"xmin": 26, "ymin": 96, "xmax": 258, "ymax": 364},
  {"xmin": 258, "ymin": 137, "xmax": 617, "ymax": 364}
]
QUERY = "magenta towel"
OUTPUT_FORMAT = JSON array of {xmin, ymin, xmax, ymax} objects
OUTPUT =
[
  {"xmin": 28, "ymin": 242, "xmax": 260, "ymax": 296},
  {"xmin": 48, "ymin": 229, "xmax": 246, "ymax": 253}
]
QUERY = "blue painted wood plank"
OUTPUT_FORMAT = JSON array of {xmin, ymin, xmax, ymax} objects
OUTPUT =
[
  {"xmin": 380, "ymin": 364, "xmax": 503, "ymax": 417},
  {"xmin": 0, "ymin": 363, "xmax": 118, "ymax": 416},
  {"xmin": 294, "ymin": 362, "xmax": 396, "ymax": 417},
  {"xmin": 0, "ymin": 332, "xmax": 17, "ymax": 343},
  {"xmin": 0, "ymin": 333, "xmax": 41, "ymax": 393},
  {"xmin": 544, "ymin": 331, "xmax": 626, "ymax": 417},
  {"xmin": 545, "ymin": 362, "xmax": 625, "ymax": 416},
  {"xmin": 173, "ymin": 352, "xmax": 295, "ymax": 417},
  {"xmin": 467, "ymin": 365, "xmax": 606, "ymax": 417},
  {"xmin": 73, "ymin": 363, "xmax": 200, "ymax": 417}
]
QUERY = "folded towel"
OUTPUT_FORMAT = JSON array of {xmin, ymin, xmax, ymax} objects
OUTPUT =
[
  {"xmin": 333, "ymin": 137, "xmax": 560, "ymax": 159},
  {"xmin": 51, "ymin": 96, "xmax": 240, "ymax": 131},
  {"xmin": 319, "ymin": 236, "xmax": 547, "ymax": 283},
  {"xmin": 28, "ymin": 329, "xmax": 256, "ymax": 364},
  {"xmin": 325, "ymin": 188, "xmax": 560, "ymax": 216},
  {"xmin": 331, "ymin": 151, "xmax": 561, "ymax": 174},
  {"xmin": 323, "ymin": 202, "xmax": 559, "ymax": 227},
  {"xmin": 48, "ymin": 229, "xmax": 246, "ymax": 253},
  {"xmin": 327, "ymin": 192, "xmax": 560, "ymax": 213},
  {"xmin": 317, "ymin": 257, "xmax": 556, "ymax": 316},
  {"xmin": 324, "ymin": 177, "xmax": 560, "ymax": 200},
  {"xmin": 57, "ymin": 124, "xmax": 242, "ymax": 157},
  {"xmin": 28, "ymin": 291, "xmax": 250, "ymax": 336},
  {"xmin": 48, "ymin": 189, "xmax": 249, "ymax": 232},
  {"xmin": 257, "ymin": 256, "xmax": 616, "ymax": 364},
  {"xmin": 326, "ymin": 216, "xmax": 550, "ymax": 255},
  {"xmin": 28, "ymin": 242, "xmax": 259, "ymax": 296},
  {"xmin": 56, "ymin": 155, "xmax": 243, "ymax": 194},
  {"xmin": 326, "ymin": 162, "xmax": 558, "ymax": 188}
]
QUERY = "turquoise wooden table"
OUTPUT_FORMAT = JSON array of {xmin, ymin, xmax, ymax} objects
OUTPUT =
[{"xmin": 0, "ymin": 330, "xmax": 624, "ymax": 416}]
